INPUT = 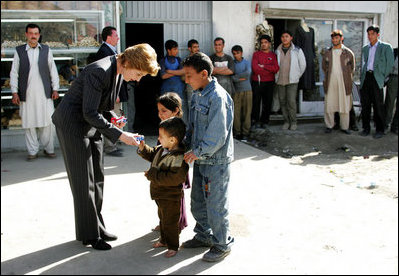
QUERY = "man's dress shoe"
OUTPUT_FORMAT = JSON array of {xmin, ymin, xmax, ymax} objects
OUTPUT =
[{"xmin": 82, "ymin": 238, "xmax": 112, "ymax": 250}]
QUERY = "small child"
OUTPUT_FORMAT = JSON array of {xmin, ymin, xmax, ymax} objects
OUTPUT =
[
  {"xmin": 152, "ymin": 92, "xmax": 190, "ymax": 233},
  {"xmin": 137, "ymin": 117, "xmax": 189, "ymax": 258}
]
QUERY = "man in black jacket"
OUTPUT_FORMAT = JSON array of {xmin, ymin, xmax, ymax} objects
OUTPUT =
[{"xmin": 95, "ymin": 26, "xmax": 128, "ymax": 157}]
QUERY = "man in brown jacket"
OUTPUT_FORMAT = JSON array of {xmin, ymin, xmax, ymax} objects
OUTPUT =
[{"xmin": 322, "ymin": 29, "xmax": 355, "ymax": 134}]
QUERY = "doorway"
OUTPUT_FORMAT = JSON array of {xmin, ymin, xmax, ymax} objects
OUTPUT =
[{"xmin": 125, "ymin": 23, "xmax": 164, "ymax": 135}]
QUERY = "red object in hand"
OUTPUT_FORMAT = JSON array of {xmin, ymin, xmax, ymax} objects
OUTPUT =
[{"xmin": 111, "ymin": 116, "xmax": 127, "ymax": 124}]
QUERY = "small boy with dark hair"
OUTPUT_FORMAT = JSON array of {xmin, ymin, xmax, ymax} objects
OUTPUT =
[
  {"xmin": 137, "ymin": 116, "xmax": 189, "ymax": 258},
  {"xmin": 182, "ymin": 52, "xmax": 234, "ymax": 262},
  {"xmin": 231, "ymin": 45, "xmax": 252, "ymax": 141},
  {"xmin": 160, "ymin": 40, "xmax": 185, "ymax": 96},
  {"xmin": 160, "ymin": 39, "xmax": 186, "ymax": 123}
]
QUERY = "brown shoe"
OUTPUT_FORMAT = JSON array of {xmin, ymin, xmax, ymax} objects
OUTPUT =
[
  {"xmin": 44, "ymin": 150, "xmax": 56, "ymax": 158},
  {"xmin": 27, "ymin": 154, "xmax": 38, "ymax": 161}
]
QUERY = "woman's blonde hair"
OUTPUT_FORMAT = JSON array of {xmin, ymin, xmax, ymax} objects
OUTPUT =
[{"xmin": 118, "ymin": 43, "xmax": 160, "ymax": 76}]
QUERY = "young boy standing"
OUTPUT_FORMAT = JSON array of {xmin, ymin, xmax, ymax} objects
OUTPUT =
[
  {"xmin": 160, "ymin": 40, "xmax": 186, "ymax": 107},
  {"xmin": 137, "ymin": 117, "xmax": 189, "ymax": 258},
  {"xmin": 231, "ymin": 45, "xmax": 252, "ymax": 141},
  {"xmin": 182, "ymin": 52, "xmax": 234, "ymax": 262}
]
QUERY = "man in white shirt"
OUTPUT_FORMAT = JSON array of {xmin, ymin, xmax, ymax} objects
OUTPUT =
[{"xmin": 10, "ymin": 23, "xmax": 59, "ymax": 161}]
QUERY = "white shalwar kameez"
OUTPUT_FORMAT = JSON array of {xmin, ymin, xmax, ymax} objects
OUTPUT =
[
  {"xmin": 324, "ymin": 48, "xmax": 351, "ymax": 130},
  {"xmin": 10, "ymin": 44, "xmax": 59, "ymax": 155}
]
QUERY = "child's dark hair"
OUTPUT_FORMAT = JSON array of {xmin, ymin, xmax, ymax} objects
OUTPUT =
[
  {"xmin": 157, "ymin": 92, "xmax": 183, "ymax": 118},
  {"xmin": 165, "ymin": 39, "xmax": 178, "ymax": 50},
  {"xmin": 231, "ymin": 45, "xmax": 243, "ymax": 53},
  {"xmin": 159, "ymin": 117, "xmax": 186, "ymax": 147},
  {"xmin": 182, "ymin": 52, "xmax": 213, "ymax": 76}
]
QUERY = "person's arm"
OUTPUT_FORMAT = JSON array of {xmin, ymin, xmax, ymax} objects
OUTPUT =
[
  {"xmin": 251, "ymin": 52, "xmax": 263, "ymax": 76},
  {"xmin": 146, "ymin": 159, "xmax": 189, "ymax": 186},
  {"xmin": 10, "ymin": 51, "xmax": 20, "ymax": 105},
  {"xmin": 350, "ymin": 50, "xmax": 355, "ymax": 75},
  {"xmin": 321, "ymin": 51, "xmax": 328, "ymax": 74},
  {"xmin": 264, "ymin": 54, "xmax": 279, "ymax": 73},
  {"xmin": 137, "ymin": 143, "xmax": 158, "ymax": 162},
  {"xmin": 48, "ymin": 48, "xmax": 59, "ymax": 100},
  {"xmin": 384, "ymin": 45, "xmax": 395, "ymax": 78},
  {"xmin": 166, "ymin": 68, "xmax": 185, "ymax": 76},
  {"xmin": 81, "ymin": 68, "xmax": 125, "ymax": 144}
]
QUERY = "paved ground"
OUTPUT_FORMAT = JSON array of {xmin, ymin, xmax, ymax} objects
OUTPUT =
[{"xmin": 1, "ymin": 132, "xmax": 398, "ymax": 275}]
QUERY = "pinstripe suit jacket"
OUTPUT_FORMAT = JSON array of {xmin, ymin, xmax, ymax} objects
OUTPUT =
[{"xmin": 52, "ymin": 55, "xmax": 122, "ymax": 143}]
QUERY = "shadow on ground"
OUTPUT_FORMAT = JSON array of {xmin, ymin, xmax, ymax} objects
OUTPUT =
[{"xmin": 1, "ymin": 232, "xmax": 215, "ymax": 275}]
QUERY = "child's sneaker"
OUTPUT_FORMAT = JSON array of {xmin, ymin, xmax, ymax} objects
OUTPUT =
[
  {"xmin": 181, "ymin": 237, "xmax": 212, "ymax": 248},
  {"xmin": 202, "ymin": 246, "xmax": 231, "ymax": 262}
]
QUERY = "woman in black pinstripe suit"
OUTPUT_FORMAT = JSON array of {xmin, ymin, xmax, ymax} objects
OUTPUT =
[{"xmin": 52, "ymin": 44, "xmax": 160, "ymax": 250}]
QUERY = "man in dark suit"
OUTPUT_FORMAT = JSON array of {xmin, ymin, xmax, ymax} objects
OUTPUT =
[
  {"xmin": 95, "ymin": 26, "xmax": 128, "ymax": 157},
  {"xmin": 52, "ymin": 44, "xmax": 160, "ymax": 250}
]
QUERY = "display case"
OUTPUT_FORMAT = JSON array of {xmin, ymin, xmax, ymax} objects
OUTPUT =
[{"xmin": 1, "ymin": 2, "xmax": 112, "ymax": 130}]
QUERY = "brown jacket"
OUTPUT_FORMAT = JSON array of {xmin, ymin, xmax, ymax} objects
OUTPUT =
[
  {"xmin": 322, "ymin": 45, "xmax": 355, "ymax": 95},
  {"xmin": 138, "ymin": 144, "xmax": 188, "ymax": 201}
]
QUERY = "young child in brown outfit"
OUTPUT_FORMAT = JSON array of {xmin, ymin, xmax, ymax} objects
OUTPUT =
[{"xmin": 137, "ymin": 116, "xmax": 189, "ymax": 258}]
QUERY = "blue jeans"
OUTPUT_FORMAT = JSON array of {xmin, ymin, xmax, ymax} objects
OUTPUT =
[{"xmin": 191, "ymin": 163, "xmax": 234, "ymax": 251}]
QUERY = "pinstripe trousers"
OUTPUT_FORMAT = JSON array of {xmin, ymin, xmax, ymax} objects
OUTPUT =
[{"xmin": 56, "ymin": 127, "xmax": 107, "ymax": 241}]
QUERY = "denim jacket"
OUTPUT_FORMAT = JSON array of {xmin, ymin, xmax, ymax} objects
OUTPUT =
[{"xmin": 185, "ymin": 77, "xmax": 234, "ymax": 165}]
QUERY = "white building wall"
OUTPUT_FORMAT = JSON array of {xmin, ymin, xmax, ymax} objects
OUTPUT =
[
  {"xmin": 212, "ymin": 1, "xmax": 258, "ymax": 61},
  {"xmin": 261, "ymin": 1, "xmax": 387, "ymax": 14},
  {"xmin": 383, "ymin": 1, "xmax": 398, "ymax": 48}
]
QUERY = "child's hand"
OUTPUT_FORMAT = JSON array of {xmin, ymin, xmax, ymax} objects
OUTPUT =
[
  {"xmin": 184, "ymin": 151, "xmax": 199, "ymax": 164},
  {"xmin": 144, "ymin": 170, "xmax": 148, "ymax": 177},
  {"xmin": 138, "ymin": 140, "xmax": 145, "ymax": 151}
]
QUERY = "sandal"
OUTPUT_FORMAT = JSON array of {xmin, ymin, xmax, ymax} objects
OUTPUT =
[
  {"xmin": 152, "ymin": 241, "xmax": 167, "ymax": 248},
  {"xmin": 165, "ymin": 249, "xmax": 177, "ymax": 258}
]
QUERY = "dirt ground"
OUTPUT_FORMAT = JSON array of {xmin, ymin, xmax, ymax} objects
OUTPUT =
[{"xmin": 246, "ymin": 119, "xmax": 399, "ymax": 199}]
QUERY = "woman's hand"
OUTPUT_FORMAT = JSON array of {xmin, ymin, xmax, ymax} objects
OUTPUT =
[{"xmin": 119, "ymin": 132, "xmax": 140, "ymax": 146}]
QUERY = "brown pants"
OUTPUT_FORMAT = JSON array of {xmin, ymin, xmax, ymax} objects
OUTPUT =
[
  {"xmin": 156, "ymin": 199, "xmax": 181, "ymax": 251},
  {"xmin": 232, "ymin": 90, "xmax": 252, "ymax": 136}
]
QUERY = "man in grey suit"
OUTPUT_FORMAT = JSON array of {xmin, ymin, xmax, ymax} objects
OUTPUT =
[{"xmin": 52, "ymin": 44, "xmax": 160, "ymax": 250}]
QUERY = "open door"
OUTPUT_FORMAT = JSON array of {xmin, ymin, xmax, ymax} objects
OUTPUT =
[{"xmin": 125, "ymin": 23, "xmax": 164, "ymax": 135}]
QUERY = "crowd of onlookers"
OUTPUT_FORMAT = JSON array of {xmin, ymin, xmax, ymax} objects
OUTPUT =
[{"xmin": 157, "ymin": 24, "xmax": 397, "ymax": 142}]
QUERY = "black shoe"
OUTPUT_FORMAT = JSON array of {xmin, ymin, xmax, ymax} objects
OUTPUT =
[
  {"xmin": 241, "ymin": 135, "xmax": 249, "ymax": 142},
  {"xmin": 350, "ymin": 125, "xmax": 359, "ymax": 131},
  {"xmin": 106, "ymin": 149, "xmax": 123, "ymax": 157},
  {"xmin": 202, "ymin": 246, "xmax": 231, "ymax": 262},
  {"xmin": 101, "ymin": 231, "xmax": 118, "ymax": 241},
  {"xmin": 340, "ymin": 129, "xmax": 351, "ymax": 135},
  {"xmin": 181, "ymin": 238, "xmax": 212, "ymax": 248},
  {"xmin": 391, "ymin": 128, "xmax": 398, "ymax": 135},
  {"xmin": 373, "ymin": 132, "xmax": 384, "ymax": 139},
  {"xmin": 325, "ymin": 128, "xmax": 332, "ymax": 133},
  {"xmin": 234, "ymin": 134, "xmax": 243, "ymax": 140},
  {"xmin": 360, "ymin": 130, "xmax": 370, "ymax": 136},
  {"xmin": 83, "ymin": 238, "xmax": 112, "ymax": 250}
]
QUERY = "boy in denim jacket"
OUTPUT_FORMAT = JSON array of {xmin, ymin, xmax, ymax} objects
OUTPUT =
[{"xmin": 182, "ymin": 52, "xmax": 234, "ymax": 262}]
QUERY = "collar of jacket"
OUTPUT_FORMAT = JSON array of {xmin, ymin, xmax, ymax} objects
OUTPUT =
[
  {"xmin": 194, "ymin": 77, "xmax": 217, "ymax": 97},
  {"xmin": 327, "ymin": 44, "xmax": 350, "ymax": 53},
  {"xmin": 25, "ymin": 43, "xmax": 42, "ymax": 51}
]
